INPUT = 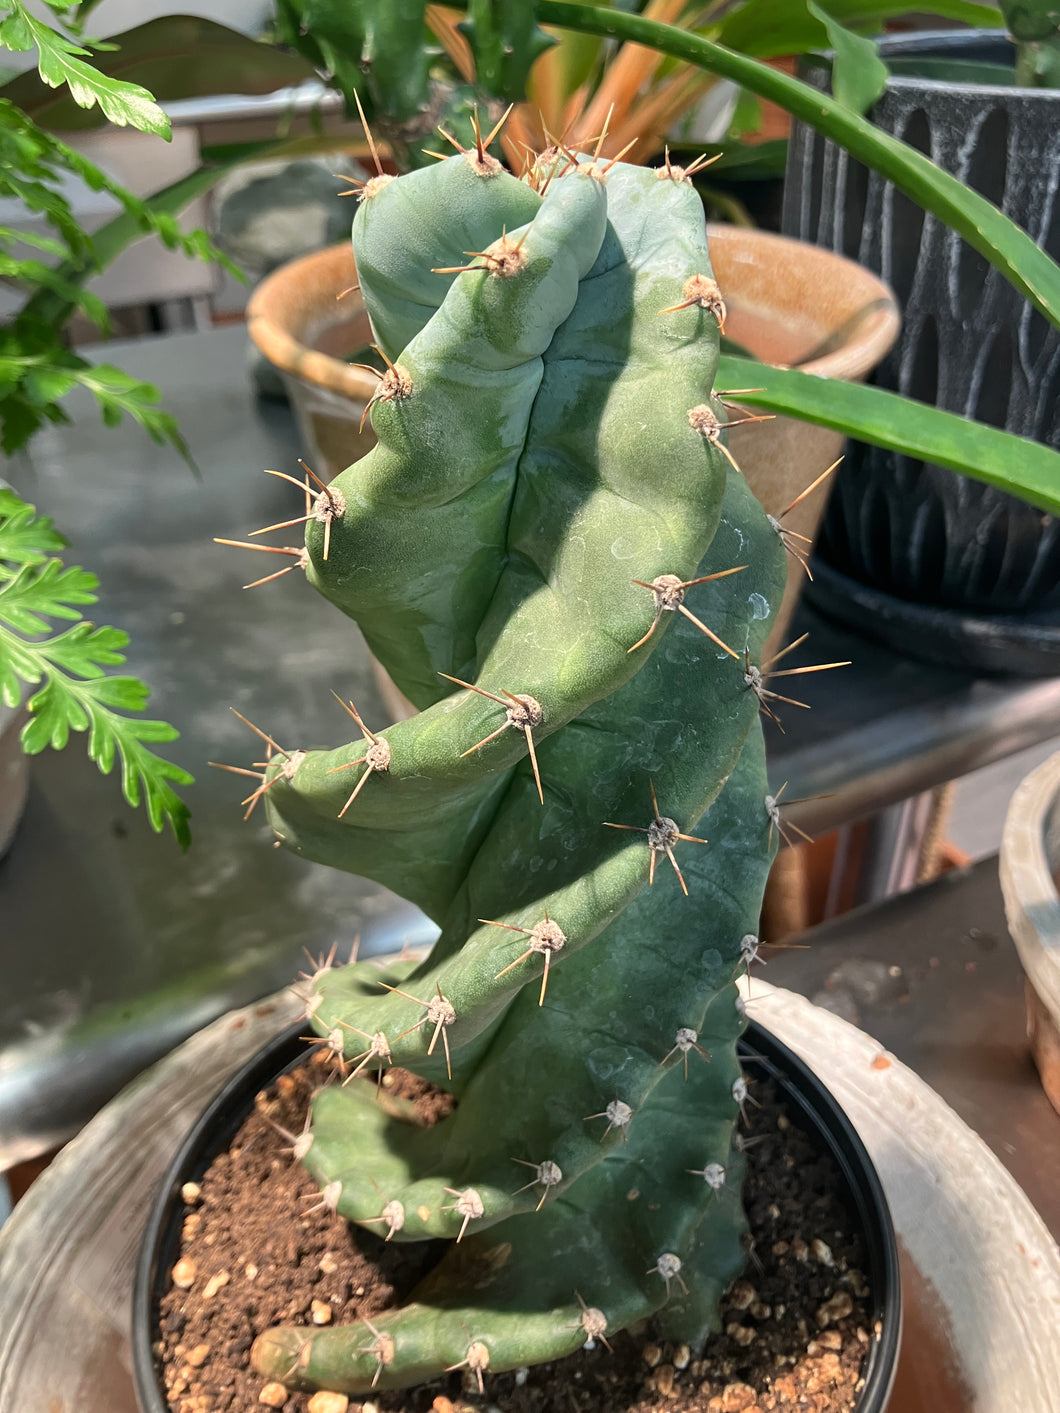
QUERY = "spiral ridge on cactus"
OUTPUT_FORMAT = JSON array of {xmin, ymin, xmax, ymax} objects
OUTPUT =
[{"xmin": 246, "ymin": 143, "xmax": 787, "ymax": 1395}]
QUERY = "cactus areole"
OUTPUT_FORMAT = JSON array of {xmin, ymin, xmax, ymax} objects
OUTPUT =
[{"xmin": 248, "ymin": 145, "xmax": 789, "ymax": 1397}]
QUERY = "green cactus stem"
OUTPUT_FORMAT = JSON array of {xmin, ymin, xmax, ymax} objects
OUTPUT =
[{"xmin": 244, "ymin": 143, "xmax": 788, "ymax": 1394}]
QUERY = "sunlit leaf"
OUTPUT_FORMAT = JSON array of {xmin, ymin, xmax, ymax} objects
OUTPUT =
[
  {"xmin": 0, "ymin": 2, "xmax": 170, "ymax": 136},
  {"xmin": 0, "ymin": 15, "xmax": 317, "ymax": 131}
]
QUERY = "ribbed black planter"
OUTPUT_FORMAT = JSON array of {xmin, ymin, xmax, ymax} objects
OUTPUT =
[
  {"xmin": 132, "ymin": 1020, "xmax": 901, "ymax": 1412},
  {"xmin": 783, "ymin": 31, "xmax": 1060, "ymax": 672}
]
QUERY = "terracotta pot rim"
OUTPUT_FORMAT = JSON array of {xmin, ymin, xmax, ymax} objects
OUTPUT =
[
  {"xmin": 248, "ymin": 230, "xmax": 899, "ymax": 395},
  {"xmin": 247, "ymin": 244, "xmax": 375, "ymax": 402},
  {"xmin": 706, "ymin": 223, "xmax": 901, "ymax": 382}
]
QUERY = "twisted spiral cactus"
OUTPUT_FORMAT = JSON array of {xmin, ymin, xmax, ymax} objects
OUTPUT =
[{"xmin": 249, "ymin": 141, "xmax": 787, "ymax": 1395}]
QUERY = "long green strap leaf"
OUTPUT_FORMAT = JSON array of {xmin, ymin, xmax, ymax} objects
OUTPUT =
[
  {"xmin": 535, "ymin": 2, "xmax": 1060, "ymax": 331},
  {"xmin": 716, "ymin": 354, "xmax": 1060, "ymax": 515}
]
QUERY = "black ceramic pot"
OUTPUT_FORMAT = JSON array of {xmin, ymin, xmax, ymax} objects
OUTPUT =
[
  {"xmin": 783, "ymin": 31, "xmax": 1060, "ymax": 672},
  {"xmin": 132, "ymin": 1019, "xmax": 901, "ymax": 1412}
]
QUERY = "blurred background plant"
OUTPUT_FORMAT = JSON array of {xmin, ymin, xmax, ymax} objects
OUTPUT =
[
  {"xmin": 999, "ymin": 0, "xmax": 1060, "ymax": 83},
  {"xmin": 264, "ymin": 1, "xmax": 1005, "ymax": 170},
  {"xmin": 0, "ymin": 1, "xmax": 227, "ymax": 457},
  {"xmin": 0, "ymin": 0, "xmax": 244, "ymax": 847},
  {"xmin": 2, "ymin": 3, "xmax": 1006, "ymax": 211},
  {"xmin": 421, "ymin": 0, "xmax": 1002, "ymax": 211}
]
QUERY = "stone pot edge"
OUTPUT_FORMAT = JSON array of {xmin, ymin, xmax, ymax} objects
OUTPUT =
[
  {"xmin": 746, "ymin": 981, "xmax": 1060, "ymax": 1407},
  {"xmin": 1000, "ymin": 748, "xmax": 1060, "ymax": 1021}
]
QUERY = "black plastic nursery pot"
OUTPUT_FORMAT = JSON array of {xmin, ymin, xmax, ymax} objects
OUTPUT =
[
  {"xmin": 783, "ymin": 30, "xmax": 1060, "ymax": 676},
  {"xmin": 132, "ymin": 1017, "xmax": 901, "ymax": 1413}
]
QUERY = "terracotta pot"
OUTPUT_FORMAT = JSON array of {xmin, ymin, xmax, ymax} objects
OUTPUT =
[
  {"xmin": 1000, "ymin": 749, "xmax": 1060, "ymax": 1115},
  {"xmin": 247, "ymin": 230, "xmax": 900, "ymax": 654},
  {"xmin": 707, "ymin": 226, "xmax": 899, "ymax": 653},
  {"xmin": 246, "ymin": 244, "xmax": 380, "ymax": 486}
]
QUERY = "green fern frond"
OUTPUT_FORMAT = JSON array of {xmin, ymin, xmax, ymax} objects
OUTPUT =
[{"xmin": 0, "ymin": 487, "xmax": 192, "ymax": 846}]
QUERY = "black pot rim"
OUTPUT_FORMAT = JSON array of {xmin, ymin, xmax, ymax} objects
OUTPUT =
[
  {"xmin": 806, "ymin": 557, "xmax": 1060, "ymax": 679},
  {"xmin": 132, "ymin": 1017, "xmax": 901, "ymax": 1413},
  {"xmin": 804, "ymin": 27, "xmax": 1060, "ymax": 99}
]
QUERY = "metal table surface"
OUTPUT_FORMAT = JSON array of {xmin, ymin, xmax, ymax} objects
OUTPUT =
[{"xmin": 2, "ymin": 323, "xmax": 1059, "ymax": 1168}]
